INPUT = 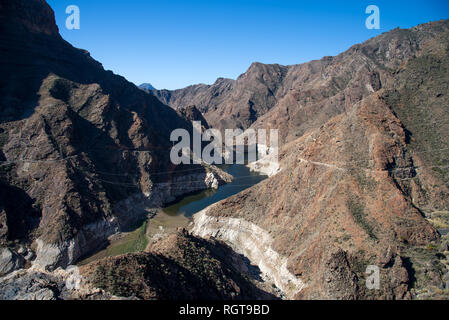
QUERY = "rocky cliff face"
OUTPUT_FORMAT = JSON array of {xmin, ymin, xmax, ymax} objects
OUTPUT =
[
  {"xmin": 1, "ymin": 0, "xmax": 448, "ymax": 301},
  {"xmin": 187, "ymin": 21, "xmax": 449, "ymax": 299},
  {"xmin": 194, "ymin": 92, "xmax": 441, "ymax": 299},
  {"xmin": 0, "ymin": 0, "xmax": 60, "ymax": 37},
  {"xmin": 152, "ymin": 68, "xmax": 284, "ymax": 131},
  {"xmin": 192, "ymin": 209, "xmax": 305, "ymax": 299},
  {"xmin": 0, "ymin": 0, "xmax": 229, "ymax": 272},
  {"xmin": 0, "ymin": 229, "xmax": 277, "ymax": 300}
]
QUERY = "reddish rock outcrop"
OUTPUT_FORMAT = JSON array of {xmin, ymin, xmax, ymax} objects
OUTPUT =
[{"xmin": 192, "ymin": 23, "xmax": 449, "ymax": 299}]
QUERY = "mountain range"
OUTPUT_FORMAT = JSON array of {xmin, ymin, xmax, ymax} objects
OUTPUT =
[
  {"xmin": 0, "ymin": 0, "xmax": 448, "ymax": 300},
  {"xmin": 0, "ymin": 0, "xmax": 229, "ymax": 276},
  {"xmin": 147, "ymin": 19, "xmax": 449, "ymax": 299}
]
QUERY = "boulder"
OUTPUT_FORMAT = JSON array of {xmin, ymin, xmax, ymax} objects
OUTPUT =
[{"xmin": 0, "ymin": 247, "xmax": 24, "ymax": 277}]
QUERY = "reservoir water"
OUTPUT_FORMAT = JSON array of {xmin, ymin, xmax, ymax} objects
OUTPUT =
[
  {"xmin": 163, "ymin": 164, "xmax": 267, "ymax": 217},
  {"xmin": 78, "ymin": 164, "xmax": 267, "ymax": 265}
]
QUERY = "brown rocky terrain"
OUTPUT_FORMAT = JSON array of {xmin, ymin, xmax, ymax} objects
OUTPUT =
[
  {"xmin": 152, "ymin": 69, "xmax": 284, "ymax": 131},
  {"xmin": 190, "ymin": 21, "xmax": 449, "ymax": 299},
  {"xmin": 194, "ymin": 92, "xmax": 441, "ymax": 299},
  {"xmin": 0, "ymin": 229, "xmax": 278, "ymax": 300},
  {"xmin": 0, "ymin": 0, "xmax": 230, "ymax": 273},
  {"xmin": 79, "ymin": 230, "xmax": 277, "ymax": 300},
  {"xmin": 1, "ymin": 0, "xmax": 448, "ymax": 301}
]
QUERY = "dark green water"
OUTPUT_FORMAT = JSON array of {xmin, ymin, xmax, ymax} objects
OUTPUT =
[
  {"xmin": 78, "ymin": 165, "xmax": 267, "ymax": 264},
  {"xmin": 162, "ymin": 165, "xmax": 267, "ymax": 217}
]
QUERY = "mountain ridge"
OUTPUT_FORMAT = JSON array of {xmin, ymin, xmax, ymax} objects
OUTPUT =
[
  {"xmin": 151, "ymin": 20, "xmax": 449, "ymax": 143},
  {"xmin": 0, "ymin": 0, "xmax": 448, "ymax": 300},
  {"xmin": 138, "ymin": 83, "xmax": 156, "ymax": 91},
  {"xmin": 0, "ymin": 0, "xmax": 230, "ymax": 272},
  {"xmin": 187, "ymin": 19, "xmax": 449, "ymax": 299}
]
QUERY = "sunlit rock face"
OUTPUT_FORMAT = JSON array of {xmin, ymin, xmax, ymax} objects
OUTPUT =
[
  {"xmin": 1, "ymin": 0, "xmax": 449, "ymax": 301},
  {"xmin": 190, "ymin": 21, "xmax": 449, "ymax": 299}
]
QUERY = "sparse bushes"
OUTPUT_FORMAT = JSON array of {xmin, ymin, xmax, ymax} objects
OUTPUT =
[{"xmin": 348, "ymin": 198, "xmax": 378, "ymax": 240}]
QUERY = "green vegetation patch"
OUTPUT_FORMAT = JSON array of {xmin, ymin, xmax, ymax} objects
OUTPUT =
[
  {"xmin": 427, "ymin": 211, "xmax": 449, "ymax": 230},
  {"xmin": 350, "ymin": 168, "xmax": 378, "ymax": 192},
  {"xmin": 87, "ymin": 232, "xmax": 275, "ymax": 300},
  {"xmin": 78, "ymin": 220, "xmax": 148, "ymax": 265},
  {"xmin": 348, "ymin": 198, "xmax": 378, "ymax": 240},
  {"xmin": 107, "ymin": 221, "xmax": 149, "ymax": 256},
  {"xmin": 402, "ymin": 245, "xmax": 449, "ymax": 299},
  {"xmin": 383, "ymin": 52, "xmax": 449, "ymax": 185}
]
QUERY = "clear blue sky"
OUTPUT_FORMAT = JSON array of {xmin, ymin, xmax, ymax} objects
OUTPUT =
[{"xmin": 47, "ymin": 0, "xmax": 449, "ymax": 90}]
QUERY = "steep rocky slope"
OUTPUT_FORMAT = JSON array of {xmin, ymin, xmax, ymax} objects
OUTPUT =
[
  {"xmin": 152, "ymin": 68, "xmax": 284, "ymax": 131},
  {"xmin": 1, "ymin": 0, "xmax": 448, "ymax": 301},
  {"xmin": 0, "ymin": 0, "xmax": 229, "ymax": 273},
  {"xmin": 191, "ymin": 21, "xmax": 449, "ymax": 299},
  {"xmin": 0, "ymin": 230, "xmax": 277, "ymax": 300},
  {"xmin": 79, "ymin": 230, "xmax": 277, "ymax": 300},
  {"xmin": 153, "ymin": 21, "xmax": 449, "ymax": 145}
]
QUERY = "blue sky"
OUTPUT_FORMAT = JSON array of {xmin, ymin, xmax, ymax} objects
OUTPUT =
[{"xmin": 47, "ymin": 0, "xmax": 449, "ymax": 90}]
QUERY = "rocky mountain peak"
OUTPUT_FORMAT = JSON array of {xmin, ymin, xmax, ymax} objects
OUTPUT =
[
  {"xmin": 1, "ymin": 0, "xmax": 448, "ymax": 301},
  {"xmin": 0, "ymin": 0, "xmax": 231, "ymax": 273},
  {"xmin": 139, "ymin": 83, "xmax": 156, "ymax": 91},
  {"xmin": 0, "ymin": 0, "xmax": 60, "ymax": 37}
]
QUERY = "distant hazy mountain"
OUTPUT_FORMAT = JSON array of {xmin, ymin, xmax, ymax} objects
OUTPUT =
[{"xmin": 139, "ymin": 83, "xmax": 156, "ymax": 91}]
